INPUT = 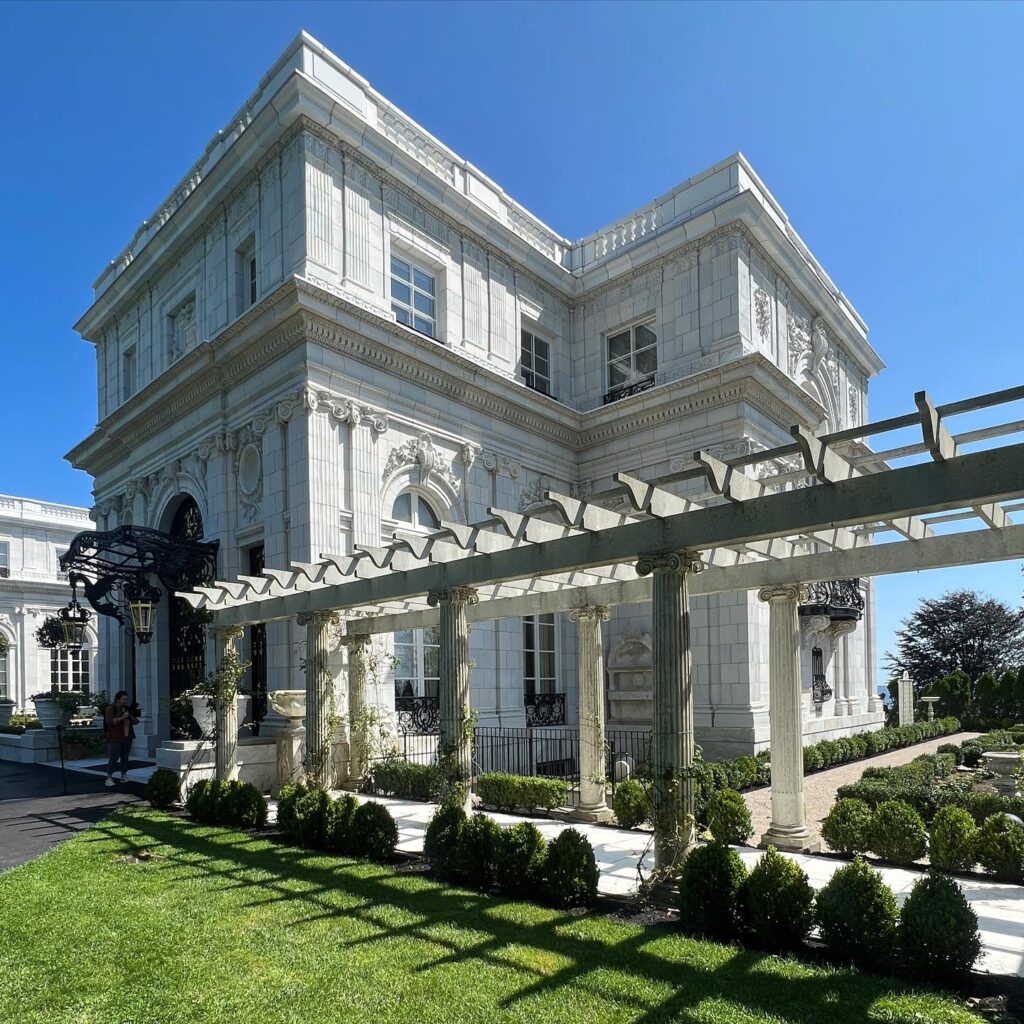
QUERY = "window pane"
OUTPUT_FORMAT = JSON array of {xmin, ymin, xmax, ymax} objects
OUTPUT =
[
  {"xmin": 391, "ymin": 280, "xmax": 411, "ymax": 305},
  {"xmin": 392, "ymin": 492, "xmax": 413, "ymax": 522},
  {"xmin": 635, "ymin": 323, "xmax": 657, "ymax": 349},
  {"xmin": 540, "ymin": 650, "xmax": 555, "ymax": 680},
  {"xmin": 413, "ymin": 315, "xmax": 434, "ymax": 336},
  {"xmin": 424, "ymin": 646, "xmax": 439, "ymax": 679},
  {"xmin": 413, "ymin": 268, "xmax": 435, "ymax": 293},
  {"xmin": 520, "ymin": 347, "xmax": 533, "ymax": 370},
  {"xmin": 534, "ymin": 355, "xmax": 549, "ymax": 376},
  {"xmin": 391, "ymin": 255, "xmax": 410, "ymax": 280},
  {"xmin": 608, "ymin": 330, "xmax": 631, "ymax": 360},
  {"xmin": 413, "ymin": 292, "xmax": 435, "ymax": 316},
  {"xmin": 521, "ymin": 328, "xmax": 533, "ymax": 347},
  {"xmin": 635, "ymin": 346, "xmax": 657, "ymax": 375},
  {"xmin": 523, "ymin": 617, "xmax": 534, "ymax": 646},
  {"xmin": 417, "ymin": 497, "xmax": 440, "ymax": 528},
  {"xmin": 536, "ymin": 338, "xmax": 550, "ymax": 361},
  {"xmin": 608, "ymin": 360, "xmax": 631, "ymax": 387},
  {"xmin": 423, "ymin": 625, "xmax": 441, "ymax": 646},
  {"xmin": 395, "ymin": 629, "xmax": 413, "ymax": 645},
  {"xmin": 393, "ymin": 305, "xmax": 412, "ymax": 326},
  {"xmin": 524, "ymin": 649, "xmax": 535, "ymax": 678}
]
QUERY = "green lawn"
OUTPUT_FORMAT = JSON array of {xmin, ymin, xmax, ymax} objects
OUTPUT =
[{"xmin": 0, "ymin": 808, "xmax": 981, "ymax": 1024}]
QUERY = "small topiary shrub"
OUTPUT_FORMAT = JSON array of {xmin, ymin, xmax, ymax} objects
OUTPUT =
[
  {"xmin": 612, "ymin": 779, "xmax": 651, "ymax": 829},
  {"xmin": 276, "ymin": 781, "xmax": 308, "ymax": 835},
  {"xmin": 815, "ymin": 858, "xmax": 898, "ymax": 970},
  {"xmin": 803, "ymin": 745, "xmax": 824, "ymax": 772},
  {"xmin": 677, "ymin": 842, "xmax": 748, "ymax": 940},
  {"xmin": 146, "ymin": 767, "xmax": 180, "ymax": 809},
  {"xmin": 960, "ymin": 742, "xmax": 984, "ymax": 768},
  {"xmin": 898, "ymin": 872, "xmax": 981, "ymax": 986},
  {"xmin": 543, "ymin": 828, "xmax": 599, "ymax": 908},
  {"xmin": 185, "ymin": 779, "xmax": 211, "ymax": 819},
  {"xmin": 869, "ymin": 800, "xmax": 928, "ymax": 865},
  {"xmin": 424, "ymin": 802, "xmax": 467, "ymax": 879},
  {"xmin": 187, "ymin": 779, "xmax": 231, "ymax": 824},
  {"xmin": 350, "ymin": 800, "xmax": 399, "ymax": 861},
  {"xmin": 475, "ymin": 772, "xmax": 569, "ymax": 812},
  {"xmin": 742, "ymin": 847, "xmax": 815, "ymax": 951},
  {"xmin": 976, "ymin": 813, "xmax": 1024, "ymax": 883},
  {"xmin": 453, "ymin": 812, "xmax": 505, "ymax": 889},
  {"xmin": 937, "ymin": 742, "xmax": 962, "ymax": 767},
  {"xmin": 821, "ymin": 798, "xmax": 873, "ymax": 857},
  {"xmin": 326, "ymin": 793, "xmax": 359, "ymax": 854},
  {"xmin": 220, "ymin": 780, "xmax": 268, "ymax": 829},
  {"xmin": 495, "ymin": 821, "xmax": 547, "ymax": 897},
  {"xmin": 704, "ymin": 789, "xmax": 752, "ymax": 846},
  {"xmin": 929, "ymin": 805, "xmax": 979, "ymax": 874},
  {"xmin": 289, "ymin": 788, "xmax": 333, "ymax": 848}
]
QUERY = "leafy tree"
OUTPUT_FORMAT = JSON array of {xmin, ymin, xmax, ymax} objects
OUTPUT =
[{"xmin": 884, "ymin": 590, "xmax": 1024, "ymax": 693}]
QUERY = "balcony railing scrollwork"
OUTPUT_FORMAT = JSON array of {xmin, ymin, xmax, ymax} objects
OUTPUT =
[
  {"xmin": 603, "ymin": 377, "xmax": 654, "ymax": 406},
  {"xmin": 395, "ymin": 695, "xmax": 440, "ymax": 735},
  {"xmin": 524, "ymin": 692, "xmax": 566, "ymax": 727},
  {"xmin": 799, "ymin": 578, "xmax": 865, "ymax": 622}
]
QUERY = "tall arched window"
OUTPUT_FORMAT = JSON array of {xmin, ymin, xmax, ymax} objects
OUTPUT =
[
  {"xmin": 0, "ymin": 639, "xmax": 9, "ymax": 699},
  {"xmin": 392, "ymin": 491, "xmax": 441, "ymax": 705}
]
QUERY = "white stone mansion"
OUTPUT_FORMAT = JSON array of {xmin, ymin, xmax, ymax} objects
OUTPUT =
[{"xmin": 68, "ymin": 32, "xmax": 884, "ymax": 759}]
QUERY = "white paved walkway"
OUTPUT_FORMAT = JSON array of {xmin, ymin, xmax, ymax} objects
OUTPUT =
[{"xmin": 330, "ymin": 792, "xmax": 1024, "ymax": 978}]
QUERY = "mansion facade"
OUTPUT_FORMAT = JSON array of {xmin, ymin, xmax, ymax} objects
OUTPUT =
[{"xmin": 68, "ymin": 32, "xmax": 884, "ymax": 759}]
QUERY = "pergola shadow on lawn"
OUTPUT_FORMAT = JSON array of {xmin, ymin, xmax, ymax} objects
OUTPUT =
[{"xmin": 71, "ymin": 810, "xmax": 972, "ymax": 1024}]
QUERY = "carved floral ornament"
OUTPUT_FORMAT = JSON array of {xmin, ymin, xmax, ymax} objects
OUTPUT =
[{"xmin": 384, "ymin": 432, "xmax": 459, "ymax": 492}]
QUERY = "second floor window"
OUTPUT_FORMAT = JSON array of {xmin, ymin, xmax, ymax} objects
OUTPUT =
[
  {"xmin": 523, "ymin": 613, "xmax": 556, "ymax": 697},
  {"xmin": 0, "ymin": 541, "xmax": 8, "ymax": 578},
  {"xmin": 520, "ymin": 329, "xmax": 551, "ymax": 395},
  {"xmin": 122, "ymin": 348, "xmax": 137, "ymax": 403},
  {"xmin": 168, "ymin": 295, "xmax": 197, "ymax": 362},
  {"xmin": 606, "ymin": 321, "xmax": 657, "ymax": 399},
  {"xmin": 390, "ymin": 254, "xmax": 436, "ymax": 338},
  {"xmin": 51, "ymin": 648, "xmax": 90, "ymax": 694},
  {"xmin": 236, "ymin": 237, "xmax": 257, "ymax": 314}
]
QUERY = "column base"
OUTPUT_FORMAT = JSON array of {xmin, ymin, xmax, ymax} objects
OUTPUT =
[
  {"xmin": 569, "ymin": 805, "xmax": 615, "ymax": 824},
  {"xmin": 759, "ymin": 825, "xmax": 819, "ymax": 853}
]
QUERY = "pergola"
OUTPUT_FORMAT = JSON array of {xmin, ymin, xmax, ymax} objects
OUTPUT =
[{"xmin": 181, "ymin": 385, "xmax": 1024, "ymax": 866}]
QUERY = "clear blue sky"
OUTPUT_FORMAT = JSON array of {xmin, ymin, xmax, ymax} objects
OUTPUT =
[{"xmin": 1, "ymin": 1, "xmax": 1021, "ymax": 677}]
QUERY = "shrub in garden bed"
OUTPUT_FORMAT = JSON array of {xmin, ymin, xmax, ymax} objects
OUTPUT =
[
  {"xmin": 677, "ymin": 843, "xmax": 748, "ymax": 941},
  {"xmin": 928, "ymin": 805, "xmax": 979, "ymax": 873},
  {"xmin": 976, "ymin": 813, "xmax": 1024, "ymax": 883},
  {"xmin": 454, "ymin": 812, "xmax": 504, "ymax": 890},
  {"xmin": 543, "ymin": 828, "xmax": 599, "ymax": 908},
  {"xmin": 146, "ymin": 768, "xmax": 180, "ymax": 809},
  {"xmin": 815, "ymin": 858, "xmax": 898, "ymax": 971},
  {"xmin": 475, "ymin": 772, "xmax": 569, "ymax": 812},
  {"xmin": 612, "ymin": 778, "xmax": 650, "ymax": 828},
  {"xmin": 327, "ymin": 793, "xmax": 359, "ymax": 853},
  {"xmin": 364, "ymin": 758, "xmax": 442, "ymax": 801},
  {"xmin": 741, "ymin": 847, "xmax": 815, "ymax": 952},
  {"xmin": 184, "ymin": 779, "xmax": 267, "ymax": 829},
  {"xmin": 821, "ymin": 798, "xmax": 873, "ymax": 857},
  {"xmin": 276, "ymin": 781, "xmax": 307, "ymax": 835},
  {"xmin": 869, "ymin": 801, "xmax": 928, "ymax": 865},
  {"xmin": 703, "ymin": 789, "xmax": 752, "ymax": 846},
  {"xmin": 350, "ymin": 800, "xmax": 399, "ymax": 860},
  {"xmin": 495, "ymin": 822, "xmax": 547, "ymax": 896},
  {"xmin": 288, "ymin": 788, "xmax": 333, "ymax": 848},
  {"xmin": 423, "ymin": 802, "xmax": 467, "ymax": 879},
  {"xmin": 898, "ymin": 872, "xmax": 981, "ymax": 987}
]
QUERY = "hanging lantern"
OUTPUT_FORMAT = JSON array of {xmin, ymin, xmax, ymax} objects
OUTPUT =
[
  {"xmin": 58, "ymin": 595, "xmax": 90, "ymax": 649},
  {"xmin": 125, "ymin": 580, "xmax": 161, "ymax": 643}
]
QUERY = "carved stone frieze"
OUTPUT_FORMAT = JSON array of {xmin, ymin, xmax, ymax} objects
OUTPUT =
[{"xmin": 384, "ymin": 432, "xmax": 459, "ymax": 492}]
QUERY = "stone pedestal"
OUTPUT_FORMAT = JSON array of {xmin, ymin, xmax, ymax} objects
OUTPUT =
[
  {"xmin": 299, "ymin": 610, "xmax": 339, "ymax": 788},
  {"xmin": 898, "ymin": 669, "xmax": 915, "ymax": 726},
  {"xmin": 920, "ymin": 696, "xmax": 939, "ymax": 722},
  {"xmin": 636, "ymin": 553, "xmax": 703, "ymax": 869},
  {"xmin": 983, "ymin": 752, "xmax": 1022, "ymax": 797},
  {"xmin": 341, "ymin": 633, "xmax": 370, "ymax": 786},
  {"xmin": 429, "ymin": 586, "xmax": 478, "ymax": 812},
  {"xmin": 214, "ymin": 626, "xmax": 244, "ymax": 782},
  {"xmin": 269, "ymin": 689, "xmax": 306, "ymax": 793},
  {"xmin": 759, "ymin": 585, "xmax": 815, "ymax": 852},
  {"xmin": 570, "ymin": 605, "xmax": 613, "ymax": 822}
]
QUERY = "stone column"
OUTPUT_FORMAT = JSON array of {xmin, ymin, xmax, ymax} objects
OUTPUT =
[
  {"xmin": 636, "ymin": 553, "xmax": 703, "ymax": 869},
  {"xmin": 570, "ymin": 606, "xmax": 612, "ymax": 822},
  {"xmin": 214, "ymin": 626, "xmax": 245, "ymax": 782},
  {"xmin": 758, "ymin": 584, "xmax": 814, "ymax": 851},
  {"xmin": 898, "ymin": 669, "xmax": 915, "ymax": 725},
  {"xmin": 831, "ymin": 621, "xmax": 858, "ymax": 715},
  {"xmin": 340, "ymin": 632, "xmax": 371, "ymax": 786},
  {"xmin": 429, "ymin": 586, "xmax": 479, "ymax": 811},
  {"xmin": 299, "ymin": 610, "xmax": 339, "ymax": 789}
]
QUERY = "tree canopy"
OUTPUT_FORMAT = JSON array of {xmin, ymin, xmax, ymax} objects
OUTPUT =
[{"xmin": 884, "ymin": 589, "xmax": 1024, "ymax": 690}]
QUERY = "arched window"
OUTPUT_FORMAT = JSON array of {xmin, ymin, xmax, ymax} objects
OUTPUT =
[
  {"xmin": 0, "ymin": 641, "xmax": 9, "ymax": 699},
  {"xmin": 391, "ymin": 492, "xmax": 440, "ymax": 530}
]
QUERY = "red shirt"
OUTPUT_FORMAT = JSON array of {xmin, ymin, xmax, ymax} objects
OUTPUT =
[{"xmin": 104, "ymin": 706, "xmax": 136, "ymax": 742}]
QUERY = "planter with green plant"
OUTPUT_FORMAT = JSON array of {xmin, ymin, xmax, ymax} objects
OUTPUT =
[
  {"xmin": 0, "ymin": 697, "xmax": 14, "ymax": 728},
  {"xmin": 31, "ymin": 689, "xmax": 85, "ymax": 729}
]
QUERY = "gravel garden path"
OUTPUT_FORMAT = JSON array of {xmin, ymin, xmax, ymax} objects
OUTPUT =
[{"xmin": 743, "ymin": 731, "xmax": 981, "ymax": 845}]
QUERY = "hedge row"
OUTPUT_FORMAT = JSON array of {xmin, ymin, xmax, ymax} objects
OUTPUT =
[
  {"xmin": 475, "ymin": 772, "xmax": 569, "ymax": 812},
  {"xmin": 681, "ymin": 846, "xmax": 981, "ymax": 985},
  {"xmin": 363, "ymin": 758, "xmax": 443, "ymax": 802},
  {"xmin": 423, "ymin": 803, "xmax": 598, "ymax": 907},
  {"xmin": 184, "ymin": 779, "xmax": 268, "ymax": 829},
  {"xmin": 277, "ymin": 782, "xmax": 399, "ymax": 861},
  {"xmin": 801, "ymin": 717, "xmax": 961, "ymax": 773}
]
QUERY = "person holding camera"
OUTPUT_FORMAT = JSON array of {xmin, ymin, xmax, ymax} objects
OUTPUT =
[{"xmin": 104, "ymin": 690, "xmax": 139, "ymax": 787}]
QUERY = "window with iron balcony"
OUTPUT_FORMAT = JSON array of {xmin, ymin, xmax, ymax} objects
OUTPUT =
[{"xmin": 604, "ymin": 320, "xmax": 657, "ymax": 404}]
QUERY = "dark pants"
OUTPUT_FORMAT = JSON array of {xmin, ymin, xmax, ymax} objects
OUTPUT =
[{"xmin": 106, "ymin": 739, "xmax": 131, "ymax": 777}]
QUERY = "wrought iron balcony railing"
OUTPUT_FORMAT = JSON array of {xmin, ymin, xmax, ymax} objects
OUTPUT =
[
  {"xmin": 395, "ymin": 694, "xmax": 440, "ymax": 735},
  {"xmin": 800, "ymin": 578, "xmax": 864, "ymax": 622},
  {"xmin": 603, "ymin": 377, "xmax": 654, "ymax": 405},
  {"xmin": 525, "ymin": 692, "xmax": 567, "ymax": 727}
]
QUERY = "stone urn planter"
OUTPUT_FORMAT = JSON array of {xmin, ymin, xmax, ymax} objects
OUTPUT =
[
  {"xmin": 0, "ymin": 701, "xmax": 13, "ymax": 727},
  {"xmin": 983, "ymin": 751, "xmax": 1022, "ymax": 797},
  {"xmin": 269, "ymin": 690, "xmax": 306, "ymax": 793},
  {"xmin": 33, "ymin": 697, "xmax": 73, "ymax": 730},
  {"xmin": 190, "ymin": 695, "xmax": 216, "ymax": 738}
]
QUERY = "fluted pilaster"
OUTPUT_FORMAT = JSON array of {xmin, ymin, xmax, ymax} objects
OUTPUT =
[
  {"xmin": 429, "ymin": 586, "xmax": 478, "ymax": 809},
  {"xmin": 340, "ymin": 632, "xmax": 371, "ymax": 784},
  {"xmin": 636, "ymin": 552, "xmax": 704, "ymax": 868},
  {"xmin": 213, "ymin": 626, "xmax": 244, "ymax": 782},
  {"xmin": 758, "ymin": 584, "xmax": 814, "ymax": 850},
  {"xmin": 299, "ymin": 610, "xmax": 340, "ymax": 788},
  {"xmin": 570, "ymin": 606, "xmax": 612, "ymax": 820}
]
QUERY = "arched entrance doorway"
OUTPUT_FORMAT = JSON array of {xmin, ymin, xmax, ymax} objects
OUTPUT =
[{"xmin": 167, "ymin": 497, "xmax": 208, "ymax": 724}]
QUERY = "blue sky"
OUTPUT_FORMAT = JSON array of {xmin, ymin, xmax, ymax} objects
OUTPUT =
[{"xmin": 1, "ymin": 1, "xmax": 1021, "ymax": 677}]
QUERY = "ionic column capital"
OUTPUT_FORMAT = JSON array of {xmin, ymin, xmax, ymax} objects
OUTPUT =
[
  {"xmin": 569, "ymin": 605, "xmax": 610, "ymax": 624},
  {"xmin": 427, "ymin": 586, "xmax": 479, "ymax": 607},
  {"xmin": 297, "ymin": 610, "xmax": 340, "ymax": 628},
  {"xmin": 635, "ymin": 552, "xmax": 705, "ymax": 577},
  {"xmin": 213, "ymin": 625, "xmax": 245, "ymax": 644},
  {"xmin": 758, "ymin": 584, "xmax": 809, "ymax": 604},
  {"xmin": 339, "ymin": 631, "xmax": 371, "ymax": 652}
]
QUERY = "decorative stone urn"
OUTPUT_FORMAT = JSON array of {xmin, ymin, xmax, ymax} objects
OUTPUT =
[
  {"xmin": 33, "ymin": 697, "xmax": 72, "ymax": 730},
  {"xmin": 983, "ymin": 751, "xmax": 1022, "ymax": 798},
  {"xmin": 269, "ymin": 689, "xmax": 306, "ymax": 793},
  {"xmin": 190, "ymin": 695, "xmax": 216, "ymax": 738},
  {"xmin": 0, "ymin": 701, "xmax": 13, "ymax": 727}
]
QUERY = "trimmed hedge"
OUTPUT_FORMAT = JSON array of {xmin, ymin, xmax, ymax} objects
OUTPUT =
[
  {"xmin": 364, "ymin": 759, "xmax": 443, "ymax": 802},
  {"xmin": 929, "ymin": 806, "xmax": 979, "ymax": 874},
  {"xmin": 350, "ymin": 800, "xmax": 399, "ymax": 860},
  {"xmin": 678, "ymin": 843, "xmax": 748, "ymax": 941},
  {"xmin": 495, "ymin": 822, "xmax": 547, "ymax": 896},
  {"xmin": 741, "ymin": 847, "xmax": 815, "ymax": 951},
  {"xmin": 184, "ymin": 779, "xmax": 267, "ymax": 829},
  {"xmin": 821, "ymin": 799, "xmax": 873, "ymax": 857},
  {"xmin": 898, "ymin": 872, "xmax": 981, "ymax": 987},
  {"xmin": 146, "ymin": 768, "xmax": 180, "ymax": 809},
  {"xmin": 475, "ymin": 772, "xmax": 569, "ymax": 812},
  {"xmin": 815, "ymin": 858, "xmax": 899, "ymax": 971},
  {"xmin": 704, "ymin": 789, "xmax": 752, "ymax": 846},
  {"xmin": 543, "ymin": 828, "xmax": 599, "ymax": 909},
  {"xmin": 453, "ymin": 813, "xmax": 504, "ymax": 890},
  {"xmin": 868, "ymin": 801, "xmax": 928, "ymax": 866},
  {"xmin": 423, "ymin": 802, "xmax": 467, "ymax": 879},
  {"xmin": 976, "ymin": 813, "xmax": 1024, "ymax": 883},
  {"xmin": 612, "ymin": 779, "xmax": 651, "ymax": 829},
  {"xmin": 273, "ymin": 785, "xmax": 398, "ymax": 862}
]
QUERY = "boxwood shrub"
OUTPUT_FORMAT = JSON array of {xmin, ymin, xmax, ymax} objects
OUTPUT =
[
  {"xmin": 703, "ymin": 789, "xmax": 752, "ymax": 846},
  {"xmin": 543, "ymin": 828, "xmax": 599, "ymax": 908},
  {"xmin": 898, "ymin": 872, "xmax": 981, "ymax": 987},
  {"xmin": 821, "ymin": 798, "xmax": 873, "ymax": 857},
  {"xmin": 928, "ymin": 805, "xmax": 979, "ymax": 873},
  {"xmin": 612, "ymin": 778, "xmax": 651, "ymax": 829},
  {"xmin": 275, "ymin": 781, "xmax": 307, "ymax": 835},
  {"xmin": 677, "ymin": 842, "xmax": 748, "ymax": 940},
  {"xmin": 741, "ymin": 846, "xmax": 815, "ymax": 951},
  {"xmin": 350, "ymin": 800, "xmax": 399, "ymax": 861},
  {"xmin": 495, "ymin": 821, "xmax": 547, "ymax": 896},
  {"xmin": 453, "ymin": 812, "xmax": 504, "ymax": 889},
  {"xmin": 815, "ymin": 858, "xmax": 898, "ymax": 971},
  {"xmin": 423, "ymin": 802, "xmax": 467, "ymax": 879},
  {"xmin": 364, "ymin": 758, "xmax": 443, "ymax": 801},
  {"xmin": 475, "ymin": 772, "xmax": 569, "ymax": 812},
  {"xmin": 146, "ymin": 767, "xmax": 180, "ymax": 809},
  {"xmin": 976, "ymin": 813, "xmax": 1024, "ymax": 883},
  {"xmin": 326, "ymin": 793, "xmax": 359, "ymax": 853},
  {"xmin": 868, "ymin": 800, "xmax": 928, "ymax": 865}
]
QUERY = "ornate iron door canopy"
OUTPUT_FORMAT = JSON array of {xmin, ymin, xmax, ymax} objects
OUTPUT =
[
  {"xmin": 799, "ymin": 578, "xmax": 865, "ymax": 622},
  {"xmin": 59, "ymin": 525, "xmax": 219, "ymax": 632}
]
